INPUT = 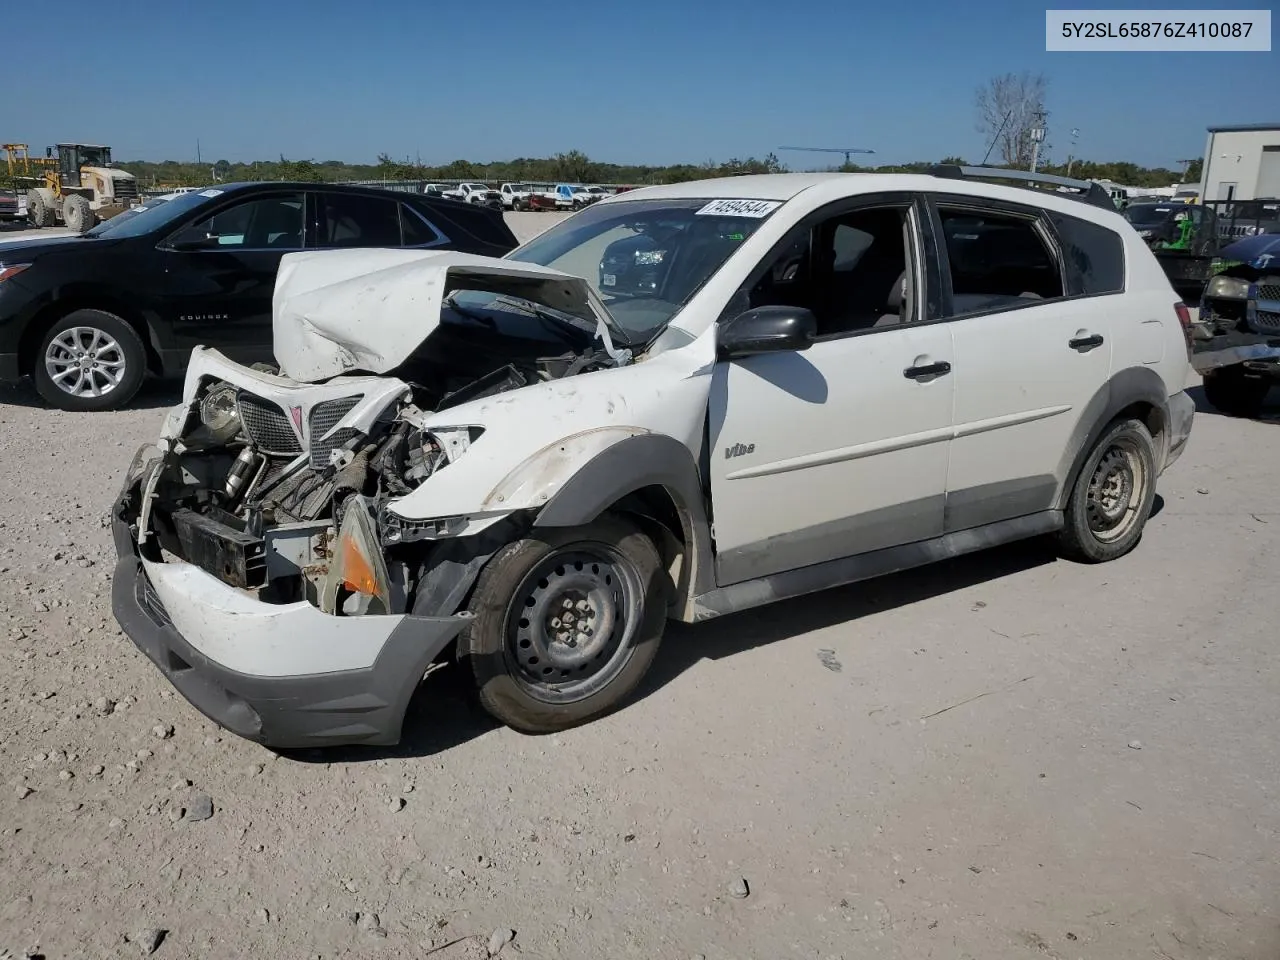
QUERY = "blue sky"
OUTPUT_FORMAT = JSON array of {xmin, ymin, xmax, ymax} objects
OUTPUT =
[{"xmin": 6, "ymin": 0, "xmax": 1274, "ymax": 169}]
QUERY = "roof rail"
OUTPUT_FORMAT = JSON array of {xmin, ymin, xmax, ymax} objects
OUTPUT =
[{"xmin": 926, "ymin": 164, "xmax": 1116, "ymax": 211}]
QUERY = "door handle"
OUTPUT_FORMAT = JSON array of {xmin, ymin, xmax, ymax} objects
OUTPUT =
[
  {"xmin": 903, "ymin": 361, "xmax": 952, "ymax": 380},
  {"xmin": 1068, "ymin": 333, "xmax": 1105, "ymax": 352}
]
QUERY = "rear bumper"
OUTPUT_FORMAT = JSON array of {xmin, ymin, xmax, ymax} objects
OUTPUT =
[
  {"xmin": 1164, "ymin": 389, "xmax": 1195, "ymax": 473},
  {"xmin": 109, "ymin": 454, "xmax": 471, "ymax": 749}
]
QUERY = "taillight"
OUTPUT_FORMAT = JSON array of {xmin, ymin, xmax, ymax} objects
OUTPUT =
[{"xmin": 1174, "ymin": 301, "xmax": 1193, "ymax": 354}]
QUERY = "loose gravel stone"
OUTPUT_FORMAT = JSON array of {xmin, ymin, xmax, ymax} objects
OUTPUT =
[{"xmin": 186, "ymin": 794, "xmax": 214, "ymax": 822}]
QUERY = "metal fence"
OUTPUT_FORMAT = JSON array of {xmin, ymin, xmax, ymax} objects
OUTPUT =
[{"xmin": 338, "ymin": 178, "xmax": 639, "ymax": 192}]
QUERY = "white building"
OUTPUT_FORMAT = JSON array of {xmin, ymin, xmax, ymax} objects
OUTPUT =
[{"xmin": 1199, "ymin": 123, "xmax": 1280, "ymax": 202}]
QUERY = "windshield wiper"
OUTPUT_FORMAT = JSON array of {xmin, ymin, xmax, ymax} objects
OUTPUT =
[{"xmin": 442, "ymin": 292, "xmax": 497, "ymax": 328}]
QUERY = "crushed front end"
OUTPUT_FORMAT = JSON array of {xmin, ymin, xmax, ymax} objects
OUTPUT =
[
  {"xmin": 1192, "ymin": 239, "xmax": 1280, "ymax": 377},
  {"xmin": 108, "ymin": 348, "xmax": 559, "ymax": 748}
]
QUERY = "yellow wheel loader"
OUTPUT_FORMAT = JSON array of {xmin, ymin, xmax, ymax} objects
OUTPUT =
[{"xmin": 18, "ymin": 143, "xmax": 141, "ymax": 233}]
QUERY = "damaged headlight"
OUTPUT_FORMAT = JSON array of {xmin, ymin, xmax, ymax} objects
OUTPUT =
[
  {"xmin": 404, "ymin": 425, "xmax": 483, "ymax": 485},
  {"xmin": 197, "ymin": 382, "xmax": 242, "ymax": 444},
  {"xmin": 1205, "ymin": 275, "xmax": 1251, "ymax": 301},
  {"xmin": 379, "ymin": 509, "xmax": 469, "ymax": 545}
]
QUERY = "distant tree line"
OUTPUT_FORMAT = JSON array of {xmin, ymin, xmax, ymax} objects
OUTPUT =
[
  {"xmin": 115, "ymin": 149, "xmax": 790, "ymax": 188},
  {"xmin": 113, "ymin": 148, "xmax": 1201, "ymax": 191}
]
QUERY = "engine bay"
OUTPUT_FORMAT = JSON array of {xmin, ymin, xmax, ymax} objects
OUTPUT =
[{"xmin": 136, "ymin": 304, "xmax": 623, "ymax": 619}]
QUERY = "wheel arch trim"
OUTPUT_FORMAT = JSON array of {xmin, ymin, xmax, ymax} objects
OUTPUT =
[
  {"xmin": 533, "ymin": 432, "xmax": 716, "ymax": 619},
  {"xmin": 1054, "ymin": 365, "xmax": 1172, "ymax": 511}
]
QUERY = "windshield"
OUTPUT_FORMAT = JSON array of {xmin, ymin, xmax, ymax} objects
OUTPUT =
[
  {"xmin": 1124, "ymin": 205, "xmax": 1176, "ymax": 227},
  {"xmin": 84, "ymin": 189, "xmax": 216, "ymax": 238},
  {"xmin": 501, "ymin": 197, "xmax": 779, "ymax": 344},
  {"xmin": 86, "ymin": 196, "xmax": 171, "ymax": 233}
]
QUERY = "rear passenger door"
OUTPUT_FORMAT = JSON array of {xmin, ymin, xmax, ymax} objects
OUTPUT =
[{"xmin": 928, "ymin": 194, "xmax": 1125, "ymax": 532}]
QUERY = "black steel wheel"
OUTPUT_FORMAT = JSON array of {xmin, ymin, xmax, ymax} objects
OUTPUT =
[
  {"xmin": 460, "ymin": 514, "xmax": 667, "ymax": 733},
  {"xmin": 1058, "ymin": 418, "xmax": 1157, "ymax": 563}
]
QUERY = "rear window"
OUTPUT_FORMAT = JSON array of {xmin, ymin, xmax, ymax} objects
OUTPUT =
[{"xmin": 1048, "ymin": 212, "xmax": 1125, "ymax": 296}]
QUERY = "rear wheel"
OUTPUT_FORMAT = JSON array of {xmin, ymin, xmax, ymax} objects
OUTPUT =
[
  {"xmin": 1202, "ymin": 366, "xmax": 1269, "ymax": 418},
  {"xmin": 26, "ymin": 191, "xmax": 50, "ymax": 227},
  {"xmin": 1057, "ymin": 418, "xmax": 1157, "ymax": 563},
  {"xmin": 32, "ymin": 309, "xmax": 147, "ymax": 412},
  {"xmin": 460, "ymin": 515, "xmax": 667, "ymax": 733}
]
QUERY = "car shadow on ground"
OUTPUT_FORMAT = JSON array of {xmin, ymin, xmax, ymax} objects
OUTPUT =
[
  {"xmin": 1187, "ymin": 382, "xmax": 1280, "ymax": 422},
  {"xmin": 0, "ymin": 376, "xmax": 181, "ymax": 412},
  {"xmin": 641, "ymin": 535, "xmax": 1063, "ymax": 694},
  {"xmin": 295, "ymin": 534, "xmax": 1083, "ymax": 765}
]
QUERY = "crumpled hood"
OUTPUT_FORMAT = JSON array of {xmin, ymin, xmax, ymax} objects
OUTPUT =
[{"xmin": 272, "ymin": 248, "xmax": 598, "ymax": 382}]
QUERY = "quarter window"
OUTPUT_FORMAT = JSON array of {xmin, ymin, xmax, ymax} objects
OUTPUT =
[
  {"xmin": 400, "ymin": 204, "xmax": 448, "ymax": 247},
  {"xmin": 1046, "ymin": 211, "xmax": 1125, "ymax": 295},
  {"xmin": 937, "ymin": 205, "xmax": 1063, "ymax": 315}
]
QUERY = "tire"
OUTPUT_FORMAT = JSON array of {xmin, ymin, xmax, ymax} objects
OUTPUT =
[
  {"xmin": 1057, "ymin": 417, "xmax": 1158, "ymax": 563},
  {"xmin": 26, "ymin": 190, "xmax": 50, "ymax": 228},
  {"xmin": 459, "ymin": 514, "xmax": 668, "ymax": 733},
  {"xmin": 31, "ymin": 309, "xmax": 147, "ymax": 412},
  {"xmin": 63, "ymin": 195, "xmax": 93, "ymax": 233},
  {"xmin": 1202, "ymin": 366, "xmax": 1269, "ymax": 418}
]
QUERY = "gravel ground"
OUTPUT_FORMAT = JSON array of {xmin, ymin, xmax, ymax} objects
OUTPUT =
[{"xmin": 3, "ymin": 212, "xmax": 1279, "ymax": 959}]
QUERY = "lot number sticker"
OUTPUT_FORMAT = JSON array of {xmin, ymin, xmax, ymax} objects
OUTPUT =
[{"xmin": 696, "ymin": 199, "xmax": 781, "ymax": 218}]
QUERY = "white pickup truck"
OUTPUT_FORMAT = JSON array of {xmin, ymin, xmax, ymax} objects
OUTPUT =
[
  {"xmin": 500, "ymin": 183, "xmax": 533, "ymax": 210},
  {"xmin": 444, "ymin": 183, "xmax": 504, "ymax": 210}
]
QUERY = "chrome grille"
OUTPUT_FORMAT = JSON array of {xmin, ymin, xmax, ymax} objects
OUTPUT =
[
  {"xmin": 237, "ymin": 392, "xmax": 302, "ymax": 455},
  {"xmin": 308, "ymin": 396, "xmax": 362, "ymax": 470},
  {"xmin": 1258, "ymin": 284, "xmax": 1280, "ymax": 303}
]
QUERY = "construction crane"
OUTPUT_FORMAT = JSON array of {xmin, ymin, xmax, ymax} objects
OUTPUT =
[{"xmin": 777, "ymin": 146, "xmax": 876, "ymax": 167}]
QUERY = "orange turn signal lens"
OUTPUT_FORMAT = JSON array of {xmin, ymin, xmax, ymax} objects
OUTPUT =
[{"xmin": 339, "ymin": 531, "xmax": 379, "ymax": 596}]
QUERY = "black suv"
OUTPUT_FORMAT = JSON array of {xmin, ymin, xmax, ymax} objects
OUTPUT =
[{"xmin": 0, "ymin": 181, "xmax": 518, "ymax": 411}]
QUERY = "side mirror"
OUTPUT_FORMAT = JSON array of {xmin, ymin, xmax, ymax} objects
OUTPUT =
[
  {"xmin": 169, "ymin": 236, "xmax": 219, "ymax": 251},
  {"xmin": 717, "ymin": 306, "xmax": 817, "ymax": 359}
]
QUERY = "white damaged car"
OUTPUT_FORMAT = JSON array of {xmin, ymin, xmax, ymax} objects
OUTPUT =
[{"xmin": 111, "ymin": 170, "xmax": 1195, "ymax": 748}]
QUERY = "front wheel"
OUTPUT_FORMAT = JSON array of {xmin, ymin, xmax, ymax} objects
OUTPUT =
[
  {"xmin": 460, "ymin": 515, "xmax": 667, "ymax": 733},
  {"xmin": 32, "ymin": 309, "xmax": 147, "ymax": 411},
  {"xmin": 63, "ymin": 195, "xmax": 93, "ymax": 233},
  {"xmin": 1057, "ymin": 418, "xmax": 1157, "ymax": 563}
]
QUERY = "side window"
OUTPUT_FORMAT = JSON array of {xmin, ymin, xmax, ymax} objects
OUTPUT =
[
  {"xmin": 735, "ymin": 204, "xmax": 915, "ymax": 337},
  {"xmin": 175, "ymin": 194, "xmax": 304, "ymax": 249},
  {"xmin": 1046, "ymin": 211, "xmax": 1125, "ymax": 296},
  {"xmin": 315, "ymin": 193, "xmax": 402, "ymax": 248},
  {"xmin": 400, "ymin": 204, "xmax": 448, "ymax": 247},
  {"xmin": 937, "ymin": 205, "xmax": 1063, "ymax": 315}
]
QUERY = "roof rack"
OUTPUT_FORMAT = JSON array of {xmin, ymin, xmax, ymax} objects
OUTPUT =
[{"xmin": 926, "ymin": 164, "xmax": 1116, "ymax": 211}]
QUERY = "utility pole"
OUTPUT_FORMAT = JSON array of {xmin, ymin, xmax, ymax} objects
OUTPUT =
[
  {"xmin": 196, "ymin": 139, "xmax": 202, "ymax": 166},
  {"xmin": 1028, "ymin": 112, "xmax": 1047, "ymax": 173},
  {"xmin": 1176, "ymin": 158, "xmax": 1196, "ymax": 183},
  {"xmin": 1066, "ymin": 128, "xmax": 1080, "ymax": 176}
]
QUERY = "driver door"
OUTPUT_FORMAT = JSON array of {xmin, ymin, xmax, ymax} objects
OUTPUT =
[
  {"xmin": 707, "ymin": 195, "xmax": 955, "ymax": 586},
  {"xmin": 159, "ymin": 191, "xmax": 305, "ymax": 362}
]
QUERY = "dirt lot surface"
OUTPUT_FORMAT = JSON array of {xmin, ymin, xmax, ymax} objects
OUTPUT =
[{"xmin": 3, "ymin": 211, "xmax": 1279, "ymax": 959}]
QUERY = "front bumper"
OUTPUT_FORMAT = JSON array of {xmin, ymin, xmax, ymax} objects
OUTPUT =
[{"xmin": 109, "ymin": 452, "xmax": 471, "ymax": 749}]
